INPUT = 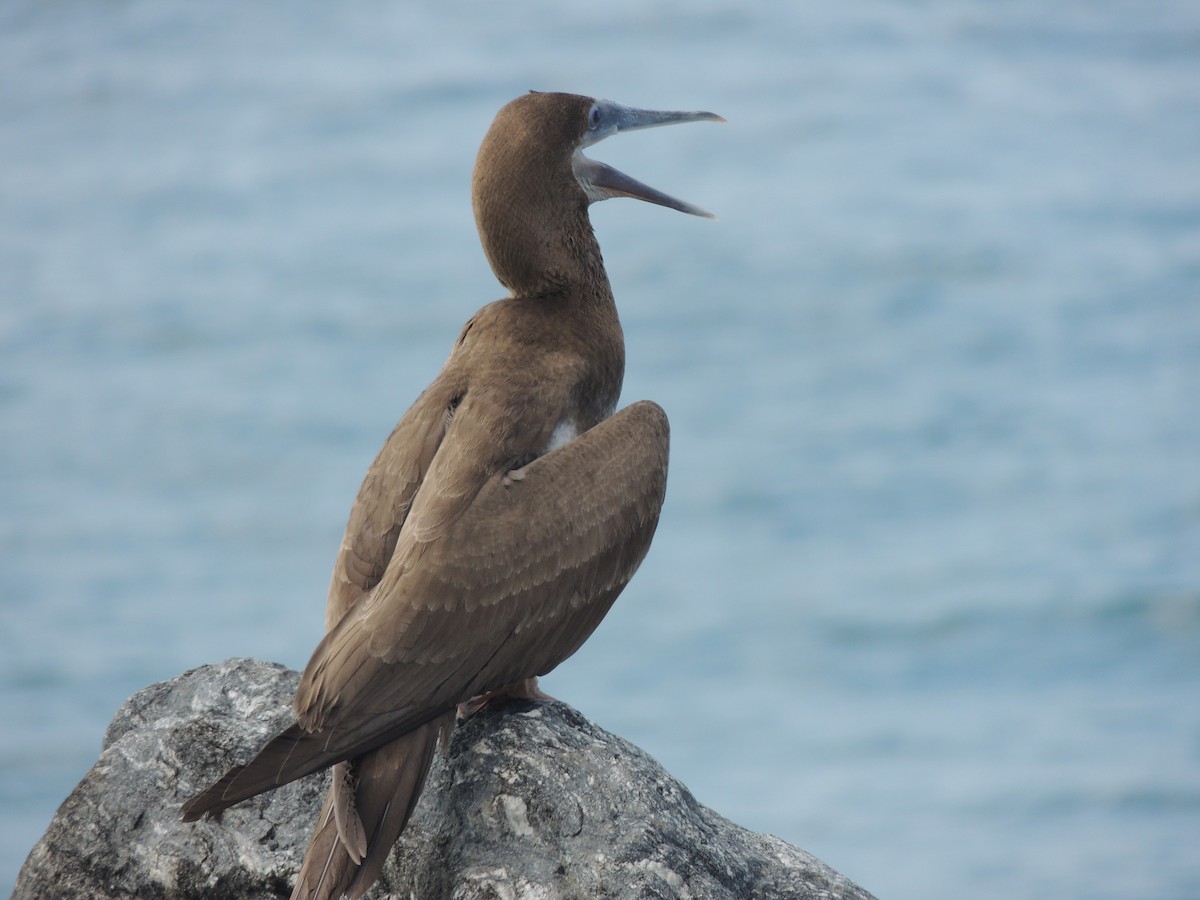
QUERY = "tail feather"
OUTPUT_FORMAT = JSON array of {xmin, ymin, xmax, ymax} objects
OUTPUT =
[
  {"xmin": 289, "ymin": 792, "xmax": 343, "ymax": 900},
  {"xmin": 180, "ymin": 706, "xmax": 441, "ymax": 822},
  {"xmin": 181, "ymin": 723, "xmax": 341, "ymax": 821},
  {"xmin": 291, "ymin": 712, "xmax": 454, "ymax": 900},
  {"xmin": 331, "ymin": 761, "xmax": 367, "ymax": 862}
]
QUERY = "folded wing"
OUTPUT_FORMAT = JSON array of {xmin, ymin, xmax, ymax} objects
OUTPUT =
[{"xmin": 181, "ymin": 400, "xmax": 669, "ymax": 820}]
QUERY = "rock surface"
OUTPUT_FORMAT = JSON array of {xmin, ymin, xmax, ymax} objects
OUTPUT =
[{"xmin": 15, "ymin": 658, "xmax": 876, "ymax": 900}]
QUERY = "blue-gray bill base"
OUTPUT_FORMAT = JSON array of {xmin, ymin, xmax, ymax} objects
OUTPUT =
[{"xmin": 180, "ymin": 92, "xmax": 721, "ymax": 900}]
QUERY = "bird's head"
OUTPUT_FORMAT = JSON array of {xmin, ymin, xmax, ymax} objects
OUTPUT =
[{"xmin": 472, "ymin": 91, "xmax": 722, "ymax": 294}]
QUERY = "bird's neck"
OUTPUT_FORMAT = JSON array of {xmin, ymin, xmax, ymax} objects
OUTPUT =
[{"xmin": 476, "ymin": 198, "xmax": 612, "ymax": 303}]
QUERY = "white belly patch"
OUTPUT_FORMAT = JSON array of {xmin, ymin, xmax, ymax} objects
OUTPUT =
[{"xmin": 544, "ymin": 418, "xmax": 579, "ymax": 454}]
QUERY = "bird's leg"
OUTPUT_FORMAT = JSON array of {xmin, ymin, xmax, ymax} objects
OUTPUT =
[{"xmin": 457, "ymin": 676, "xmax": 555, "ymax": 722}]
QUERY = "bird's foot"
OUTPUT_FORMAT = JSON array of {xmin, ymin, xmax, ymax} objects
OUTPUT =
[{"xmin": 457, "ymin": 677, "xmax": 554, "ymax": 722}]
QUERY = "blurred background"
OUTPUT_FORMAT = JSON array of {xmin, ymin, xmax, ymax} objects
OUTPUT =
[{"xmin": 2, "ymin": 1, "xmax": 1198, "ymax": 897}]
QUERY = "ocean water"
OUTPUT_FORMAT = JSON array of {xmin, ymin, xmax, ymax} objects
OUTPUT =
[{"xmin": 2, "ymin": 1, "xmax": 1199, "ymax": 897}]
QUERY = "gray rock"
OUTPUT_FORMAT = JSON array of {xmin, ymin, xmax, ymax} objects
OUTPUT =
[
  {"xmin": 15, "ymin": 658, "xmax": 876, "ymax": 900},
  {"xmin": 14, "ymin": 659, "xmax": 322, "ymax": 900}
]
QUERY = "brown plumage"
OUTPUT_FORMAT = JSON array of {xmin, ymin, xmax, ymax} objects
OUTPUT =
[{"xmin": 181, "ymin": 91, "xmax": 721, "ymax": 900}]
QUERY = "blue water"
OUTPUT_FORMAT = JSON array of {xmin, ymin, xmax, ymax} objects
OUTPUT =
[{"xmin": 3, "ymin": 2, "xmax": 1199, "ymax": 897}]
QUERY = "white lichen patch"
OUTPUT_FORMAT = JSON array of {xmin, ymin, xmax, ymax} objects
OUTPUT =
[
  {"xmin": 634, "ymin": 858, "xmax": 694, "ymax": 899},
  {"xmin": 454, "ymin": 868, "xmax": 559, "ymax": 900},
  {"xmin": 775, "ymin": 848, "xmax": 800, "ymax": 868},
  {"xmin": 472, "ymin": 739, "xmax": 494, "ymax": 756},
  {"xmin": 498, "ymin": 794, "xmax": 534, "ymax": 837},
  {"xmin": 456, "ymin": 866, "xmax": 516, "ymax": 900},
  {"xmin": 765, "ymin": 833, "xmax": 811, "ymax": 869}
]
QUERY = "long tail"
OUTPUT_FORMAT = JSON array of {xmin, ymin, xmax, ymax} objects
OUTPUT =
[
  {"xmin": 181, "ymin": 722, "xmax": 348, "ymax": 821},
  {"xmin": 290, "ymin": 712, "xmax": 454, "ymax": 900}
]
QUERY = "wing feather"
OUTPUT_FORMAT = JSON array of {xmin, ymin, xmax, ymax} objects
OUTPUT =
[
  {"xmin": 324, "ymin": 381, "xmax": 459, "ymax": 629},
  {"xmin": 294, "ymin": 400, "xmax": 669, "ymax": 753}
]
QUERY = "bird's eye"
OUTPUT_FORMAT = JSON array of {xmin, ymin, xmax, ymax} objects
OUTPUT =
[{"xmin": 588, "ymin": 105, "xmax": 601, "ymax": 131}]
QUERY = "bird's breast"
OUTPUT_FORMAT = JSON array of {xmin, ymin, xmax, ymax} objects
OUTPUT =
[
  {"xmin": 542, "ymin": 417, "xmax": 580, "ymax": 455},
  {"xmin": 540, "ymin": 389, "xmax": 619, "ymax": 456}
]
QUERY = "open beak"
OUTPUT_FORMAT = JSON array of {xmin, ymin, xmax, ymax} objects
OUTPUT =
[{"xmin": 572, "ymin": 100, "xmax": 724, "ymax": 219}]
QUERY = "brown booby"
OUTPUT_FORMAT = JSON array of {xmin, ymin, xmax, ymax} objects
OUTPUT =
[{"xmin": 181, "ymin": 91, "xmax": 722, "ymax": 900}]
